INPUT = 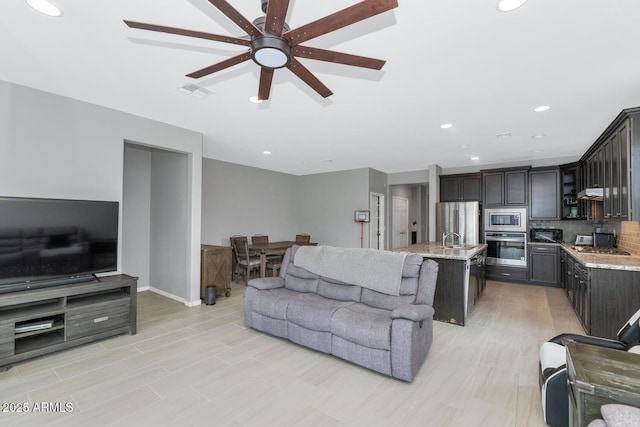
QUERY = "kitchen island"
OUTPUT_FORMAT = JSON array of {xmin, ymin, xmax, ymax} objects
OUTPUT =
[{"xmin": 393, "ymin": 242, "xmax": 487, "ymax": 326}]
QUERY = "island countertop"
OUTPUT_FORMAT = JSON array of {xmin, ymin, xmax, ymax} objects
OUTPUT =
[{"xmin": 392, "ymin": 242, "xmax": 487, "ymax": 260}]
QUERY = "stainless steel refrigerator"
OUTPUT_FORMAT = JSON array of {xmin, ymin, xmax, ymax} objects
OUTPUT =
[{"xmin": 435, "ymin": 201, "xmax": 481, "ymax": 244}]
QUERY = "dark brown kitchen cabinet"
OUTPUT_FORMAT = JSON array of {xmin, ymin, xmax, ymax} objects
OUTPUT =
[
  {"xmin": 440, "ymin": 173, "xmax": 482, "ymax": 202},
  {"xmin": 560, "ymin": 248, "xmax": 640, "ymax": 339},
  {"xmin": 529, "ymin": 167, "xmax": 561, "ymax": 220},
  {"xmin": 560, "ymin": 162, "xmax": 586, "ymax": 219},
  {"xmin": 529, "ymin": 244, "xmax": 559, "ymax": 286},
  {"xmin": 580, "ymin": 108, "xmax": 639, "ymax": 220},
  {"xmin": 603, "ymin": 120, "xmax": 630, "ymax": 219},
  {"xmin": 482, "ymin": 168, "xmax": 528, "ymax": 206}
]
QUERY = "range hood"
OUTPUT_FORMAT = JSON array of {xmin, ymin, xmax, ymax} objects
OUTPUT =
[{"xmin": 577, "ymin": 188, "xmax": 604, "ymax": 200}]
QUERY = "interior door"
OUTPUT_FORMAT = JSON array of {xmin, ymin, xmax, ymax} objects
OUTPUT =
[{"xmin": 392, "ymin": 196, "xmax": 409, "ymax": 248}]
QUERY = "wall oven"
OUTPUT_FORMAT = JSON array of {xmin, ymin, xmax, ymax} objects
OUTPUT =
[
  {"xmin": 484, "ymin": 232, "xmax": 527, "ymax": 267},
  {"xmin": 484, "ymin": 208, "xmax": 527, "ymax": 232}
]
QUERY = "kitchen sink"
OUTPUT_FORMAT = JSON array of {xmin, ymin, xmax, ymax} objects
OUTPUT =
[{"xmin": 442, "ymin": 244, "xmax": 476, "ymax": 250}]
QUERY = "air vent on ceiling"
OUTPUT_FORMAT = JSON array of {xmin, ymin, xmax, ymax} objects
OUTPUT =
[{"xmin": 177, "ymin": 83, "xmax": 211, "ymax": 99}]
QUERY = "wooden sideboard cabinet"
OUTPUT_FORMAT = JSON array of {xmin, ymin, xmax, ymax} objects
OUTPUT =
[
  {"xmin": 0, "ymin": 274, "xmax": 137, "ymax": 369},
  {"xmin": 566, "ymin": 342, "xmax": 640, "ymax": 427},
  {"xmin": 200, "ymin": 244, "xmax": 232, "ymax": 298}
]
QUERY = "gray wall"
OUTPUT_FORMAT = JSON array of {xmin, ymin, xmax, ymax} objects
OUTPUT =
[
  {"xmin": 122, "ymin": 145, "xmax": 151, "ymax": 288},
  {"xmin": 201, "ymin": 159, "xmax": 300, "ymax": 246},
  {"xmin": 150, "ymin": 150, "xmax": 188, "ymax": 298},
  {"xmin": 0, "ymin": 80, "xmax": 203, "ymax": 304},
  {"xmin": 201, "ymin": 164, "xmax": 384, "ymax": 249},
  {"xmin": 298, "ymin": 169, "xmax": 370, "ymax": 248}
]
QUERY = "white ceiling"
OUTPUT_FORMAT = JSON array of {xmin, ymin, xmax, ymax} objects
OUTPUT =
[{"xmin": 2, "ymin": 0, "xmax": 640, "ymax": 176}]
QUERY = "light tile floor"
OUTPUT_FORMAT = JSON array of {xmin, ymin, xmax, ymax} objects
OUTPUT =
[{"xmin": 0, "ymin": 280, "xmax": 583, "ymax": 426}]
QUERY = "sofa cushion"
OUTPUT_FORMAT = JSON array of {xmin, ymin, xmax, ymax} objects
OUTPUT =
[
  {"xmin": 246, "ymin": 287, "xmax": 302, "ymax": 320},
  {"xmin": 361, "ymin": 289, "xmax": 417, "ymax": 311},
  {"xmin": 399, "ymin": 277, "xmax": 419, "ymax": 296},
  {"xmin": 317, "ymin": 277, "xmax": 362, "ymax": 302},
  {"xmin": 402, "ymin": 254, "xmax": 423, "ymax": 278},
  {"xmin": 331, "ymin": 303, "xmax": 393, "ymax": 350},
  {"xmin": 284, "ymin": 274, "xmax": 319, "ymax": 293},
  {"xmin": 287, "ymin": 293, "xmax": 353, "ymax": 332}
]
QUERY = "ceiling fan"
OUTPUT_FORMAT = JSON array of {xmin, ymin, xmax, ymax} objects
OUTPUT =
[{"xmin": 124, "ymin": 0, "xmax": 398, "ymax": 100}]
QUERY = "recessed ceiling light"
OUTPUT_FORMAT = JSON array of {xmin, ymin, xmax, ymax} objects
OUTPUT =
[
  {"xmin": 440, "ymin": 123, "xmax": 453, "ymax": 129},
  {"xmin": 496, "ymin": 0, "xmax": 528, "ymax": 12},
  {"xmin": 471, "ymin": 156, "xmax": 480, "ymax": 161},
  {"xmin": 26, "ymin": 0, "xmax": 62, "ymax": 17},
  {"xmin": 249, "ymin": 96, "xmax": 263, "ymax": 104},
  {"xmin": 458, "ymin": 145, "xmax": 468, "ymax": 149},
  {"xmin": 534, "ymin": 105, "xmax": 551, "ymax": 112},
  {"xmin": 532, "ymin": 134, "xmax": 546, "ymax": 139},
  {"xmin": 323, "ymin": 159, "xmax": 333, "ymax": 163},
  {"xmin": 263, "ymin": 151, "xmax": 271, "ymax": 155},
  {"xmin": 533, "ymin": 150, "xmax": 543, "ymax": 153},
  {"xmin": 496, "ymin": 132, "xmax": 512, "ymax": 139}
]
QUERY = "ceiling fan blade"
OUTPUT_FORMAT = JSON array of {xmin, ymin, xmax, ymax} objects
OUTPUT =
[
  {"xmin": 258, "ymin": 68, "xmax": 275, "ymax": 100},
  {"xmin": 292, "ymin": 46, "xmax": 385, "ymax": 70},
  {"xmin": 206, "ymin": 0, "xmax": 263, "ymax": 38},
  {"xmin": 284, "ymin": 0, "xmax": 398, "ymax": 46},
  {"xmin": 287, "ymin": 57, "xmax": 333, "ymax": 98},
  {"xmin": 123, "ymin": 20, "xmax": 251, "ymax": 46},
  {"xmin": 186, "ymin": 51, "xmax": 251, "ymax": 79},
  {"xmin": 264, "ymin": 0, "xmax": 291, "ymax": 36}
]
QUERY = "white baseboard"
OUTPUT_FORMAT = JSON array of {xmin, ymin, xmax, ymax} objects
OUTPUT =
[{"xmin": 139, "ymin": 286, "xmax": 201, "ymax": 307}]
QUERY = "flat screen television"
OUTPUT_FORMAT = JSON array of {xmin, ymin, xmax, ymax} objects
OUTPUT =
[{"xmin": 0, "ymin": 196, "xmax": 119, "ymax": 293}]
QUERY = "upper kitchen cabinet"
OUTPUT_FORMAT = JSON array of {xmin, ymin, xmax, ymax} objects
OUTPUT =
[
  {"xmin": 560, "ymin": 162, "xmax": 586, "ymax": 219},
  {"xmin": 440, "ymin": 173, "xmax": 482, "ymax": 202},
  {"xmin": 482, "ymin": 167, "xmax": 529, "ymax": 206},
  {"xmin": 529, "ymin": 167, "xmax": 561, "ymax": 220},
  {"xmin": 581, "ymin": 107, "xmax": 640, "ymax": 220}
]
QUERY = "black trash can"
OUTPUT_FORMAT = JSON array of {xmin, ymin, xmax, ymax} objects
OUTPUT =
[{"xmin": 204, "ymin": 286, "xmax": 217, "ymax": 305}]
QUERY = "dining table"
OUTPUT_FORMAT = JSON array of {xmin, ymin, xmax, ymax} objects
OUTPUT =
[{"xmin": 248, "ymin": 241, "xmax": 316, "ymax": 278}]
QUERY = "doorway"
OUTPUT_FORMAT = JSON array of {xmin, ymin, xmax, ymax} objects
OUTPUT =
[
  {"xmin": 392, "ymin": 196, "xmax": 409, "ymax": 248},
  {"xmin": 122, "ymin": 143, "xmax": 189, "ymax": 302},
  {"xmin": 370, "ymin": 192, "xmax": 385, "ymax": 249}
]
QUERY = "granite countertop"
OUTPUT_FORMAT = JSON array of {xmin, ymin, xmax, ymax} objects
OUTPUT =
[
  {"xmin": 560, "ymin": 244, "xmax": 640, "ymax": 272},
  {"xmin": 393, "ymin": 242, "xmax": 487, "ymax": 260},
  {"xmin": 532, "ymin": 242, "xmax": 640, "ymax": 271}
]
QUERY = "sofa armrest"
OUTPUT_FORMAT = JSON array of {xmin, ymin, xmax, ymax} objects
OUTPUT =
[
  {"xmin": 391, "ymin": 304, "xmax": 434, "ymax": 322},
  {"xmin": 247, "ymin": 277, "xmax": 284, "ymax": 290}
]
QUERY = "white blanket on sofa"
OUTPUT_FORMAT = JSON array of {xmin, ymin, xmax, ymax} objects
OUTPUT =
[{"xmin": 293, "ymin": 245, "xmax": 407, "ymax": 296}]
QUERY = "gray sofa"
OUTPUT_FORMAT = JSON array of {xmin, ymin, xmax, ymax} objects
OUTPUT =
[{"xmin": 244, "ymin": 245, "xmax": 439, "ymax": 382}]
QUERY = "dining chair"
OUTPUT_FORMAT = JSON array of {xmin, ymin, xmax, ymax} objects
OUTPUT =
[
  {"xmin": 296, "ymin": 233, "xmax": 311, "ymax": 244},
  {"xmin": 252, "ymin": 234, "xmax": 281, "ymax": 261},
  {"xmin": 231, "ymin": 236, "xmax": 261, "ymax": 283},
  {"xmin": 266, "ymin": 258, "xmax": 282, "ymax": 277},
  {"xmin": 251, "ymin": 234, "xmax": 269, "ymax": 245},
  {"xmin": 229, "ymin": 235, "xmax": 245, "ymax": 282}
]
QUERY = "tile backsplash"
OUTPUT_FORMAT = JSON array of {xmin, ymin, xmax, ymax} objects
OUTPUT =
[
  {"xmin": 529, "ymin": 218, "xmax": 622, "ymax": 246},
  {"xmin": 617, "ymin": 221, "xmax": 640, "ymax": 255}
]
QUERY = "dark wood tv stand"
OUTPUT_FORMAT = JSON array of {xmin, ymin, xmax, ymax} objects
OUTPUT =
[{"xmin": 0, "ymin": 274, "xmax": 137, "ymax": 370}]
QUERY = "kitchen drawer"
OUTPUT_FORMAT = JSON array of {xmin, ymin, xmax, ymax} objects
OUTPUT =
[
  {"xmin": 486, "ymin": 265, "xmax": 528, "ymax": 282},
  {"xmin": 0, "ymin": 323, "xmax": 15, "ymax": 359},
  {"xmin": 66, "ymin": 300, "xmax": 130, "ymax": 340}
]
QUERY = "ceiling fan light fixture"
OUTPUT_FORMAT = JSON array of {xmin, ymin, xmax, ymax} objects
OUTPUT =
[
  {"xmin": 26, "ymin": 0, "xmax": 62, "ymax": 17},
  {"xmin": 251, "ymin": 35, "xmax": 291, "ymax": 69},
  {"xmin": 496, "ymin": 0, "xmax": 528, "ymax": 12}
]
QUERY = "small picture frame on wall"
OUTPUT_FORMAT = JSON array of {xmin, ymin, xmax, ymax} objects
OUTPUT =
[{"xmin": 354, "ymin": 210, "xmax": 370, "ymax": 223}]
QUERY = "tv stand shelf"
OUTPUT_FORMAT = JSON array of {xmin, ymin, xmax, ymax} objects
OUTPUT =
[{"xmin": 0, "ymin": 274, "xmax": 137, "ymax": 369}]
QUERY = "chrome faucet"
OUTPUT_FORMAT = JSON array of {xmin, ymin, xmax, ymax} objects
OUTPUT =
[{"xmin": 442, "ymin": 232, "xmax": 461, "ymax": 247}]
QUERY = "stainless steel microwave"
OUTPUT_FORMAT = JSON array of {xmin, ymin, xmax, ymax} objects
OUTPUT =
[{"xmin": 484, "ymin": 208, "xmax": 527, "ymax": 232}]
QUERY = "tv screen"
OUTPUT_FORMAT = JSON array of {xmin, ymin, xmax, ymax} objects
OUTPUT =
[{"xmin": 0, "ymin": 197, "xmax": 119, "ymax": 292}]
